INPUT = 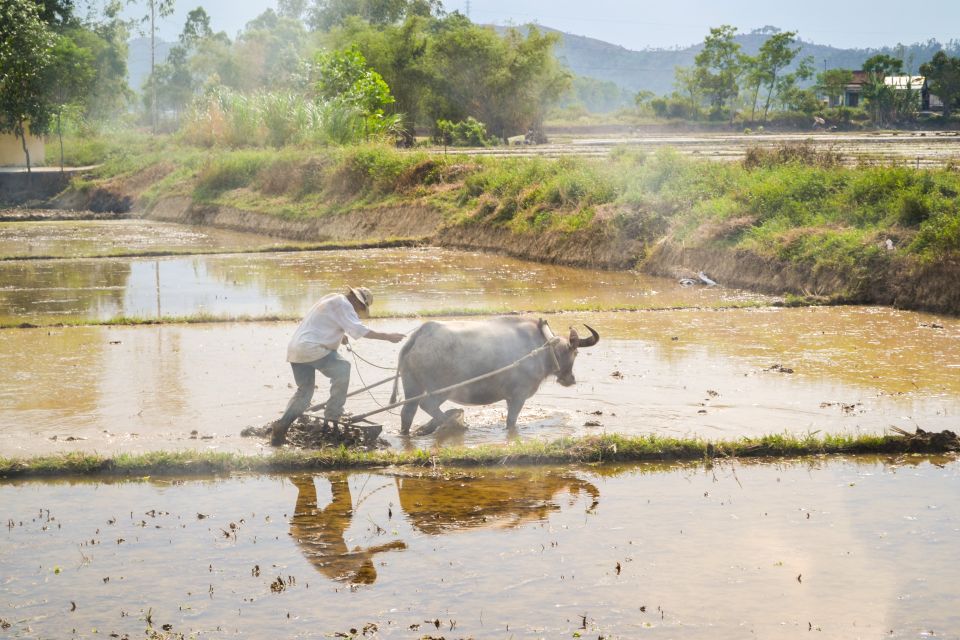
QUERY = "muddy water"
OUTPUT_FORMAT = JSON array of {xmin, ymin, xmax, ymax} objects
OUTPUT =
[
  {"xmin": 2, "ymin": 459, "xmax": 958, "ymax": 638},
  {"xmin": 0, "ymin": 247, "xmax": 766, "ymax": 325},
  {"xmin": 1, "ymin": 307, "xmax": 957, "ymax": 457},
  {"xmin": 0, "ymin": 219, "xmax": 285, "ymax": 258}
]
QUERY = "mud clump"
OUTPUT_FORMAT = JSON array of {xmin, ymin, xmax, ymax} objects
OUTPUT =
[
  {"xmin": 241, "ymin": 416, "xmax": 386, "ymax": 450},
  {"xmin": 891, "ymin": 427, "xmax": 960, "ymax": 453}
]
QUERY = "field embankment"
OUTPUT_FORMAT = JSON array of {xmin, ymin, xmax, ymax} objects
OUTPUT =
[{"xmin": 35, "ymin": 135, "xmax": 960, "ymax": 315}]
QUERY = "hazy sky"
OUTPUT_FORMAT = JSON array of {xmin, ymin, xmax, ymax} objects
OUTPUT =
[{"xmin": 138, "ymin": 0, "xmax": 960, "ymax": 50}]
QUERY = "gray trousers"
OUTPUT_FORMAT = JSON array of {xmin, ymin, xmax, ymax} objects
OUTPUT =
[{"xmin": 276, "ymin": 350, "xmax": 351, "ymax": 429}]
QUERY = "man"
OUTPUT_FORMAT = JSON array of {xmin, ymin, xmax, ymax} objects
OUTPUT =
[{"xmin": 271, "ymin": 286, "xmax": 404, "ymax": 446}]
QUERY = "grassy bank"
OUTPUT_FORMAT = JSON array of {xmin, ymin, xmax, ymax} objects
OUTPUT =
[
  {"xmin": 1, "ymin": 432, "xmax": 957, "ymax": 479},
  {"xmin": 59, "ymin": 132, "xmax": 960, "ymax": 312},
  {"xmin": 0, "ymin": 300, "xmax": 772, "ymax": 331}
]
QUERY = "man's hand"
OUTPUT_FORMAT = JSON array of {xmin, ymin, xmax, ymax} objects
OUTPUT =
[{"xmin": 385, "ymin": 332, "xmax": 405, "ymax": 344}]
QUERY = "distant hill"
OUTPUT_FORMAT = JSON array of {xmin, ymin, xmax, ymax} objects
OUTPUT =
[
  {"xmin": 127, "ymin": 37, "xmax": 173, "ymax": 94},
  {"xmin": 535, "ymin": 26, "xmax": 960, "ymax": 96}
]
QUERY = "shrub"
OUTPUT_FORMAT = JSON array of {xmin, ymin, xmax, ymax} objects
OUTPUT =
[
  {"xmin": 743, "ymin": 141, "xmax": 843, "ymax": 169},
  {"xmin": 434, "ymin": 118, "xmax": 495, "ymax": 147},
  {"xmin": 193, "ymin": 151, "xmax": 273, "ymax": 200}
]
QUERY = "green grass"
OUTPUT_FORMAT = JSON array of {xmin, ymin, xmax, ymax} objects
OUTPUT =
[
  {"xmin": 0, "ymin": 300, "xmax": 778, "ymax": 331},
  {"xmin": 1, "ymin": 432, "xmax": 954, "ymax": 478},
  {"xmin": 0, "ymin": 237, "xmax": 424, "ymax": 262},
  {"xmin": 59, "ymin": 133, "xmax": 960, "ymax": 302}
]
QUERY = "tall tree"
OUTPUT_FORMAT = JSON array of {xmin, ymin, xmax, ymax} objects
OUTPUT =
[
  {"xmin": 693, "ymin": 25, "xmax": 744, "ymax": 119},
  {"xmin": 308, "ymin": 0, "xmax": 442, "ymax": 30},
  {"xmin": 0, "ymin": 0, "xmax": 56, "ymax": 171},
  {"xmin": 46, "ymin": 33, "xmax": 95, "ymax": 169},
  {"xmin": 426, "ymin": 16, "xmax": 568, "ymax": 140},
  {"xmin": 756, "ymin": 31, "xmax": 802, "ymax": 120},
  {"xmin": 862, "ymin": 53, "xmax": 904, "ymax": 126},
  {"xmin": 327, "ymin": 15, "xmax": 432, "ymax": 139},
  {"xmin": 133, "ymin": 0, "xmax": 175, "ymax": 132},
  {"xmin": 920, "ymin": 51, "xmax": 960, "ymax": 118}
]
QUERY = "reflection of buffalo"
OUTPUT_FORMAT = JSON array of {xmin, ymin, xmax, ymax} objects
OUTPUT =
[
  {"xmin": 288, "ymin": 474, "xmax": 405, "ymax": 584},
  {"xmin": 396, "ymin": 470, "xmax": 599, "ymax": 535},
  {"xmin": 288, "ymin": 470, "xmax": 599, "ymax": 585}
]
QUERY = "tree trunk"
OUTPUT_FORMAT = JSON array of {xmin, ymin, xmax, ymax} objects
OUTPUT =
[
  {"xmin": 762, "ymin": 70, "xmax": 778, "ymax": 121},
  {"xmin": 750, "ymin": 83, "xmax": 761, "ymax": 122},
  {"xmin": 58, "ymin": 111, "xmax": 64, "ymax": 173},
  {"xmin": 16, "ymin": 120, "xmax": 32, "ymax": 175}
]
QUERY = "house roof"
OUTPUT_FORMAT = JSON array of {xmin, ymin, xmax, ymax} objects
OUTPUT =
[{"xmin": 884, "ymin": 75, "xmax": 926, "ymax": 89}]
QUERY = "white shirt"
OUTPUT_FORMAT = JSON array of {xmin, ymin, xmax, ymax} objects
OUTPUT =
[{"xmin": 286, "ymin": 294, "xmax": 371, "ymax": 363}]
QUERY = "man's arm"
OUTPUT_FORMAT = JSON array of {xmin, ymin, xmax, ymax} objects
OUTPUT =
[{"xmin": 363, "ymin": 330, "xmax": 405, "ymax": 343}]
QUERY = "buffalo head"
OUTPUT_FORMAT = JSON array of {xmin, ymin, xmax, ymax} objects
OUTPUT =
[{"xmin": 541, "ymin": 322, "xmax": 600, "ymax": 387}]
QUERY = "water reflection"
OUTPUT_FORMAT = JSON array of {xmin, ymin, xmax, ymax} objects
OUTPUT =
[
  {"xmin": 396, "ymin": 469, "xmax": 599, "ymax": 535},
  {"xmin": 0, "ymin": 248, "xmax": 769, "ymax": 324},
  {"xmin": 2, "ymin": 460, "xmax": 958, "ymax": 639},
  {"xmin": 290, "ymin": 474, "xmax": 406, "ymax": 584},
  {"xmin": 289, "ymin": 469, "xmax": 599, "ymax": 585}
]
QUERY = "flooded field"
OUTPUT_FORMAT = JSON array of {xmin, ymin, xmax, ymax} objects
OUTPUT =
[
  {"xmin": 1, "ymin": 307, "xmax": 957, "ymax": 457},
  {"xmin": 3, "ymin": 459, "xmax": 959, "ymax": 638},
  {"xmin": 471, "ymin": 130, "xmax": 960, "ymax": 167},
  {"xmin": 0, "ymin": 219, "xmax": 285, "ymax": 258},
  {"xmin": 0, "ymin": 242, "xmax": 765, "ymax": 325}
]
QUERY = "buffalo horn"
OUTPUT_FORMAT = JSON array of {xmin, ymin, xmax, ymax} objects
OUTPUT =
[
  {"xmin": 576, "ymin": 324, "xmax": 600, "ymax": 348},
  {"xmin": 541, "ymin": 319, "xmax": 556, "ymax": 341}
]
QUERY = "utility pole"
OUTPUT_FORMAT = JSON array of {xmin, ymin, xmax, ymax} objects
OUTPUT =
[
  {"xmin": 465, "ymin": 0, "xmax": 471, "ymax": 19},
  {"xmin": 150, "ymin": 0, "xmax": 157, "ymax": 133}
]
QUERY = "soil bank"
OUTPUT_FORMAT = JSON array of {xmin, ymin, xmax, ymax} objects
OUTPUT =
[{"xmin": 16, "ymin": 155, "xmax": 960, "ymax": 316}]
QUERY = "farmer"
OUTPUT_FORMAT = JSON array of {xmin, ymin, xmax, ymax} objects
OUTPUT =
[{"xmin": 271, "ymin": 286, "xmax": 404, "ymax": 446}]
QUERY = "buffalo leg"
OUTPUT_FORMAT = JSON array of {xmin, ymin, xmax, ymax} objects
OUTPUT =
[
  {"xmin": 399, "ymin": 375, "xmax": 424, "ymax": 435},
  {"xmin": 505, "ymin": 398, "xmax": 526, "ymax": 430},
  {"xmin": 419, "ymin": 396, "xmax": 448, "ymax": 422},
  {"xmin": 400, "ymin": 401, "xmax": 418, "ymax": 435}
]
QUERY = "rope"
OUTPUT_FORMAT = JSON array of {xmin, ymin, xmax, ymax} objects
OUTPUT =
[
  {"xmin": 347, "ymin": 345, "xmax": 399, "ymax": 415},
  {"xmin": 349, "ymin": 337, "xmax": 562, "ymax": 423},
  {"xmin": 345, "ymin": 343, "xmax": 397, "ymax": 370}
]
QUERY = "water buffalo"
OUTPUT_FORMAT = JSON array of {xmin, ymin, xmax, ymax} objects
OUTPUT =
[{"xmin": 390, "ymin": 316, "xmax": 599, "ymax": 433}]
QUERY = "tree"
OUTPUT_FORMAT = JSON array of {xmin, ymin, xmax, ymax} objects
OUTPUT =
[
  {"xmin": 817, "ymin": 68, "xmax": 854, "ymax": 111},
  {"xmin": 756, "ymin": 31, "xmax": 802, "ymax": 120},
  {"xmin": 920, "ymin": 51, "xmax": 960, "ymax": 117},
  {"xmin": 862, "ymin": 54, "xmax": 904, "ymax": 126},
  {"xmin": 79, "ymin": 0, "xmax": 133, "ymax": 121},
  {"xmin": 230, "ymin": 10, "xmax": 309, "ymax": 91},
  {"xmin": 693, "ymin": 25, "xmax": 744, "ymax": 119},
  {"xmin": 325, "ymin": 15, "xmax": 432, "ymax": 137},
  {"xmin": 143, "ymin": 7, "xmax": 222, "ymax": 124},
  {"xmin": 46, "ymin": 33, "xmax": 95, "ymax": 169},
  {"xmin": 315, "ymin": 46, "xmax": 394, "ymax": 113},
  {"xmin": 771, "ymin": 55, "xmax": 815, "ymax": 113},
  {"xmin": 314, "ymin": 46, "xmax": 396, "ymax": 139},
  {"xmin": 308, "ymin": 0, "xmax": 443, "ymax": 30},
  {"xmin": 0, "ymin": 0, "xmax": 56, "ymax": 172},
  {"xmin": 133, "ymin": 0, "xmax": 175, "ymax": 132},
  {"xmin": 673, "ymin": 66, "xmax": 701, "ymax": 117}
]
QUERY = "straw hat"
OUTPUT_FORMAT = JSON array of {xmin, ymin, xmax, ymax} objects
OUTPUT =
[{"xmin": 348, "ymin": 286, "xmax": 373, "ymax": 309}]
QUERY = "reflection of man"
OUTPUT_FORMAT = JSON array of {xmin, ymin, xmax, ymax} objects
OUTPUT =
[
  {"xmin": 289, "ymin": 474, "xmax": 406, "ymax": 584},
  {"xmin": 271, "ymin": 286, "xmax": 404, "ymax": 446}
]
